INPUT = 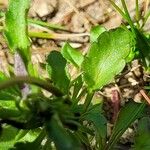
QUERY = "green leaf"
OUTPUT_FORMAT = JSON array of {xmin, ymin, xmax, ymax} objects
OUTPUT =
[
  {"xmin": 46, "ymin": 115, "xmax": 82, "ymax": 150},
  {"xmin": 0, "ymin": 107, "xmax": 21, "ymax": 119},
  {"xmin": 4, "ymin": 0, "xmax": 31, "ymax": 64},
  {"xmin": 71, "ymin": 75, "xmax": 83, "ymax": 102},
  {"xmin": 0, "ymin": 72, "xmax": 21, "ymax": 100},
  {"xmin": 28, "ymin": 19, "xmax": 66, "ymax": 31},
  {"xmin": 90, "ymin": 25, "xmax": 106, "ymax": 43},
  {"xmin": 46, "ymin": 51, "xmax": 70, "ymax": 94},
  {"xmin": 133, "ymin": 117, "xmax": 150, "ymax": 150},
  {"xmin": 0, "ymin": 74, "xmax": 22, "ymax": 118},
  {"xmin": 10, "ymin": 130, "xmax": 44, "ymax": 150},
  {"xmin": 82, "ymin": 28, "xmax": 133, "ymax": 92},
  {"xmin": 0, "ymin": 126, "xmax": 19, "ymax": 150},
  {"xmin": 61, "ymin": 42, "xmax": 84, "ymax": 68},
  {"xmin": 0, "ymin": 101, "xmax": 16, "ymax": 109},
  {"xmin": 82, "ymin": 104, "xmax": 107, "ymax": 149},
  {"xmin": 106, "ymin": 101, "xmax": 145, "ymax": 150},
  {"xmin": 135, "ymin": 29, "xmax": 150, "ymax": 72}
]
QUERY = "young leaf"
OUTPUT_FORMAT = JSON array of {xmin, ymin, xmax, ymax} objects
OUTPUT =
[
  {"xmin": 4, "ymin": 0, "xmax": 31, "ymax": 64},
  {"xmin": 82, "ymin": 28, "xmax": 133, "ymax": 92},
  {"xmin": 105, "ymin": 101, "xmax": 145, "ymax": 150},
  {"xmin": 46, "ymin": 51, "xmax": 70, "ymax": 94},
  {"xmin": 90, "ymin": 25, "xmax": 106, "ymax": 43},
  {"xmin": 0, "ymin": 101, "xmax": 16, "ymax": 110},
  {"xmin": 61, "ymin": 42, "xmax": 84, "ymax": 68}
]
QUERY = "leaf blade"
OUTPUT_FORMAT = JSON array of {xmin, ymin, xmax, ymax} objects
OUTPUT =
[
  {"xmin": 82, "ymin": 104, "xmax": 107, "ymax": 149},
  {"xmin": 82, "ymin": 28, "xmax": 133, "ymax": 92},
  {"xmin": 106, "ymin": 101, "xmax": 145, "ymax": 150},
  {"xmin": 4, "ymin": 0, "xmax": 31, "ymax": 63},
  {"xmin": 133, "ymin": 117, "xmax": 150, "ymax": 150},
  {"xmin": 46, "ymin": 51, "xmax": 70, "ymax": 94},
  {"xmin": 90, "ymin": 25, "xmax": 106, "ymax": 43},
  {"xmin": 46, "ymin": 115, "xmax": 81, "ymax": 150},
  {"xmin": 61, "ymin": 42, "xmax": 84, "ymax": 68}
]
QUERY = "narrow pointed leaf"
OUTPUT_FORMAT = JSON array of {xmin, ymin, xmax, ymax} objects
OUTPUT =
[
  {"xmin": 106, "ymin": 101, "xmax": 145, "ymax": 150},
  {"xmin": 133, "ymin": 117, "xmax": 150, "ymax": 150},
  {"xmin": 135, "ymin": 29, "xmax": 150, "ymax": 71},
  {"xmin": 0, "ymin": 107, "xmax": 21, "ymax": 119},
  {"xmin": 0, "ymin": 72, "xmax": 21, "ymax": 100},
  {"xmin": 82, "ymin": 104, "xmax": 107, "ymax": 149}
]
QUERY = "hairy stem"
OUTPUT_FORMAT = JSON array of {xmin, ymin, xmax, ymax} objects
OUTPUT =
[{"xmin": 0, "ymin": 76, "xmax": 63, "ymax": 97}]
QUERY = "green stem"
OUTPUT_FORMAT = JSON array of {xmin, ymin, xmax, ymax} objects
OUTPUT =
[
  {"xmin": 82, "ymin": 92, "xmax": 94, "ymax": 113},
  {"xmin": 105, "ymin": 102, "xmax": 146, "ymax": 150},
  {"xmin": 29, "ymin": 31, "xmax": 89, "ymax": 40},
  {"xmin": 0, "ymin": 76, "xmax": 63, "ymax": 97},
  {"xmin": 142, "ymin": 10, "xmax": 150, "ymax": 28},
  {"xmin": 109, "ymin": 0, "xmax": 127, "ymax": 21},
  {"xmin": 29, "ymin": 31, "xmax": 54, "ymax": 39},
  {"xmin": 121, "ymin": 0, "xmax": 132, "ymax": 22},
  {"xmin": 110, "ymin": 0, "xmax": 136, "ymax": 36},
  {"xmin": 28, "ymin": 19, "xmax": 67, "ymax": 31},
  {"xmin": 121, "ymin": 0, "xmax": 135, "ymax": 34},
  {"xmin": 135, "ymin": 0, "xmax": 140, "ymax": 28}
]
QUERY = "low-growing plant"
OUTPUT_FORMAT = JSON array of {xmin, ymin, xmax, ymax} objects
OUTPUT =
[{"xmin": 0, "ymin": 0, "xmax": 149, "ymax": 150}]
